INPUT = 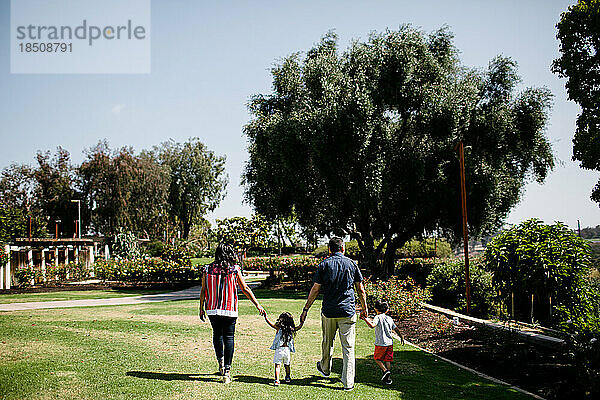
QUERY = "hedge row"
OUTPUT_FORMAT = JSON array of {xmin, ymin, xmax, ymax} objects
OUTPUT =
[
  {"xmin": 94, "ymin": 258, "xmax": 202, "ymax": 283},
  {"xmin": 244, "ymin": 256, "xmax": 320, "ymax": 282}
]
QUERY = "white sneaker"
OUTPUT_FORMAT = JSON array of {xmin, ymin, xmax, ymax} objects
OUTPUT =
[{"xmin": 222, "ymin": 372, "xmax": 232, "ymax": 384}]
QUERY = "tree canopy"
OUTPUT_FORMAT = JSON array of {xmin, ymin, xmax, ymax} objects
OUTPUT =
[
  {"xmin": 243, "ymin": 27, "xmax": 554, "ymax": 276},
  {"xmin": 553, "ymin": 0, "xmax": 600, "ymax": 204},
  {"xmin": 155, "ymin": 138, "xmax": 228, "ymax": 239}
]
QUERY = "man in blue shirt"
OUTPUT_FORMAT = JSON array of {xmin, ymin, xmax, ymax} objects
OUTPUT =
[{"xmin": 299, "ymin": 237, "xmax": 368, "ymax": 391}]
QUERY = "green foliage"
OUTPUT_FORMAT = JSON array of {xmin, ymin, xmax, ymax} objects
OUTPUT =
[
  {"xmin": 397, "ymin": 238, "xmax": 453, "ymax": 259},
  {"xmin": 363, "ymin": 277, "xmax": 430, "ymax": 320},
  {"xmin": 553, "ymin": 0, "xmax": 600, "ymax": 204},
  {"xmin": 156, "ymin": 138, "xmax": 227, "ymax": 239},
  {"xmin": 14, "ymin": 261, "xmax": 90, "ymax": 286},
  {"xmin": 215, "ymin": 215, "xmax": 269, "ymax": 252},
  {"xmin": 243, "ymin": 256, "xmax": 319, "ymax": 285},
  {"xmin": 431, "ymin": 315, "xmax": 455, "ymax": 336},
  {"xmin": 14, "ymin": 267, "xmax": 39, "ymax": 286},
  {"xmin": 110, "ymin": 230, "xmax": 141, "ymax": 260},
  {"xmin": 426, "ymin": 258, "xmax": 496, "ymax": 317},
  {"xmin": 79, "ymin": 141, "xmax": 171, "ymax": 238},
  {"xmin": 484, "ymin": 219, "xmax": 598, "ymax": 329},
  {"xmin": 34, "ymin": 147, "xmax": 79, "ymax": 237},
  {"xmin": 144, "ymin": 240, "xmax": 166, "ymax": 258},
  {"xmin": 245, "ymin": 26, "xmax": 554, "ymax": 277}
]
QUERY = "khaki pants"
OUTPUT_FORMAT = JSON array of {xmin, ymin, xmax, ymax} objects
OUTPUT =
[{"xmin": 320, "ymin": 313, "xmax": 357, "ymax": 388}]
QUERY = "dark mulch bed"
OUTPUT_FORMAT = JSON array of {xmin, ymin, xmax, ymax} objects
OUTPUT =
[{"xmin": 396, "ymin": 309, "xmax": 585, "ymax": 399}]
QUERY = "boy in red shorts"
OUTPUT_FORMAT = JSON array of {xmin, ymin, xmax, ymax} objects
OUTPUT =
[{"xmin": 361, "ymin": 299, "xmax": 404, "ymax": 384}]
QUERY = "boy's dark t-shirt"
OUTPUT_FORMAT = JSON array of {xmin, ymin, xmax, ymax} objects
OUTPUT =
[{"xmin": 313, "ymin": 252, "xmax": 363, "ymax": 318}]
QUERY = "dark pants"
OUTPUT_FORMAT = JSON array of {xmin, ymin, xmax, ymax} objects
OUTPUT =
[{"xmin": 208, "ymin": 315, "xmax": 237, "ymax": 369}]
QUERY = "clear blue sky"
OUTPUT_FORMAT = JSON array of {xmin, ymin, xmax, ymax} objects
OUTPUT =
[{"xmin": 1, "ymin": 0, "xmax": 597, "ymax": 229}]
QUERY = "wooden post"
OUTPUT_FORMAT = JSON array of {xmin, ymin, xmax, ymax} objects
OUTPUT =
[{"xmin": 457, "ymin": 141, "xmax": 471, "ymax": 314}]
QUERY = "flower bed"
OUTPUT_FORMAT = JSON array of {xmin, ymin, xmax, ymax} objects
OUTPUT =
[
  {"xmin": 14, "ymin": 261, "xmax": 90, "ymax": 286},
  {"xmin": 94, "ymin": 258, "xmax": 202, "ymax": 284},
  {"xmin": 363, "ymin": 277, "xmax": 430, "ymax": 319}
]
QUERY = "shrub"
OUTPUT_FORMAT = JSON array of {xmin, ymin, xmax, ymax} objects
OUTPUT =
[
  {"xmin": 426, "ymin": 258, "xmax": 496, "ymax": 317},
  {"xmin": 94, "ymin": 257, "xmax": 201, "ymax": 284},
  {"xmin": 395, "ymin": 258, "xmax": 438, "ymax": 287},
  {"xmin": 484, "ymin": 219, "xmax": 598, "ymax": 329},
  {"xmin": 363, "ymin": 277, "xmax": 429, "ymax": 320},
  {"xmin": 110, "ymin": 230, "xmax": 141, "ymax": 259},
  {"xmin": 14, "ymin": 267, "xmax": 39, "ymax": 286},
  {"xmin": 144, "ymin": 240, "xmax": 166, "ymax": 258},
  {"xmin": 397, "ymin": 238, "xmax": 453, "ymax": 259},
  {"xmin": 243, "ymin": 256, "xmax": 319, "ymax": 284}
]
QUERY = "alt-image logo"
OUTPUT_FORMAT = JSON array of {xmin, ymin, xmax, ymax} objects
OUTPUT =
[
  {"xmin": 15, "ymin": 19, "xmax": 147, "ymax": 46},
  {"xmin": 11, "ymin": 0, "xmax": 151, "ymax": 74}
]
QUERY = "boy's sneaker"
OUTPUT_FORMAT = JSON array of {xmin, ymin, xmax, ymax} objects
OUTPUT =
[
  {"xmin": 284, "ymin": 375, "xmax": 291, "ymax": 383},
  {"xmin": 273, "ymin": 380, "xmax": 280, "ymax": 386},
  {"xmin": 222, "ymin": 371, "xmax": 232, "ymax": 384},
  {"xmin": 316, "ymin": 361, "xmax": 330, "ymax": 377},
  {"xmin": 381, "ymin": 370, "xmax": 391, "ymax": 383}
]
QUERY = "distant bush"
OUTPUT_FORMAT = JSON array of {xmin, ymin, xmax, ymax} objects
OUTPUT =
[
  {"xmin": 397, "ymin": 238, "xmax": 453, "ymax": 259},
  {"xmin": 243, "ymin": 256, "xmax": 319, "ymax": 283},
  {"xmin": 144, "ymin": 240, "xmax": 166, "ymax": 258},
  {"xmin": 363, "ymin": 277, "xmax": 429, "ymax": 320},
  {"xmin": 313, "ymin": 238, "xmax": 453, "ymax": 262},
  {"xmin": 426, "ymin": 258, "xmax": 496, "ymax": 317}
]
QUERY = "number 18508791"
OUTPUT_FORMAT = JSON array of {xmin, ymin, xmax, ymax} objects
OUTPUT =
[{"xmin": 19, "ymin": 43, "xmax": 72, "ymax": 52}]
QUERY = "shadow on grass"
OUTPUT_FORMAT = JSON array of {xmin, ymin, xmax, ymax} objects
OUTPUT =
[
  {"xmin": 235, "ymin": 374, "xmax": 342, "ymax": 390},
  {"xmin": 252, "ymin": 289, "xmax": 309, "ymax": 300},
  {"xmin": 126, "ymin": 371, "xmax": 221, "ymax": 382}
]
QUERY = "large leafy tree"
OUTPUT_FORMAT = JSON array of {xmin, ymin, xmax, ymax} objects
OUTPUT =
[
  {"xmin": 244, "ymin": 27, "xmax": 554, "ymax": 276},
  {"xmin": 156, "ymin": 138, "xmax": 227, "ymax": 239},
  {"xmin": 0, "ymin": 163, "xmax": 46, "ymax": 241},
  {"xmin": 78, "ymin": 141, "xmax": 170, "ymax": 238},
  {"xmin": 553, "ymin": 0, "xmax": 600, "ymax": 204},
  {"xmin": 34, "ymin": 147, "xmax": 79, "ymax": 237}
]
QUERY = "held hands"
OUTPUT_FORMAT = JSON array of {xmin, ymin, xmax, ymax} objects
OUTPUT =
[
  {"xmin": 257, "ymin": 305, "xmax": 266, "ymax": 316},
  {"xmin": 359, "ymin": 308, "xmax": 368, "ymax": 320}
]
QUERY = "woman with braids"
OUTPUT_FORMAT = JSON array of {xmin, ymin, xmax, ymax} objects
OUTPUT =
[
  {"xmin": 263, "ymin": 311, "xmax": 303, "ymax": 386},
  {"xmin": 199, "ymin": 243, "xmax": 265, "ymax": 384}
]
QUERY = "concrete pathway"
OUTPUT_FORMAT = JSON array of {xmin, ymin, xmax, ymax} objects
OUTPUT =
[{"xmin": 0, "ymin": 278, "xmax": 265, "ymax": 312}]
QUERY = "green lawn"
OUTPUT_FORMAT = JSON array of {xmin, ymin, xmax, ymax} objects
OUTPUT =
[
  {"xmin": 0, "ymin": 289, "xmax": 170, "ymax": 304},
  {"xmin": 0, "ymin": 289, "xmax": 533, "ymax": 400},
  {"xmin": 191, "ymin": 257, "xmax": 214, "ymax": 266}
]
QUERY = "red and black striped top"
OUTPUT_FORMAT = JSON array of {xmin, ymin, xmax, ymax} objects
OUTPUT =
[{"xmin": 204, "ymin": 263, "xmax": 240, "ymax": 317}]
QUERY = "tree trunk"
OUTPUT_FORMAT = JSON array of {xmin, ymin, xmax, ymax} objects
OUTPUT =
[{"xmin": 381, "ymin": 237, "xmax": 404, "ymax": 278}]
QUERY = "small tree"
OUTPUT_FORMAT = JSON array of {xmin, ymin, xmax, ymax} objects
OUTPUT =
[{"xmin": 484, "ymin": 219, "xmax": 596, "ymax": 328}]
